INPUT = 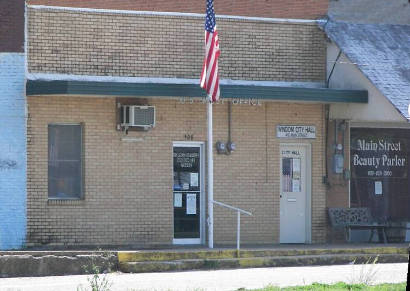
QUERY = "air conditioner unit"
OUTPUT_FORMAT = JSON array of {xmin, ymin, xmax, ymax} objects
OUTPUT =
[{"xmin": 120, "ymin": 105, "xmax": 155, "ymax": 130}]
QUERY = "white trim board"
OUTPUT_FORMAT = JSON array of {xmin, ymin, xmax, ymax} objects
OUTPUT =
[
  {"xmin": 172, "ymin": 238, "xmax": 201, "ymax": 245},
  {"xmin": 28, "ymin": 5, "xmax": 318, "ymax": 25},
  {"xmin": 349, "ymin": 122, "xmax": 410, "ymax": 128}
]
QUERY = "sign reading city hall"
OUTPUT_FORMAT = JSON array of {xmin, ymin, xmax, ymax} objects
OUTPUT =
[
  {"xmin": 276, "ymin": 125, "xmax": 316, "ymax": 139},
  {"xmin": 351, "ymin": 131, "xmax": 408, "ymax": 178}
]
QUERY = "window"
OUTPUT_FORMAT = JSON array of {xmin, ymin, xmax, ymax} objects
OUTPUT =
[
  {"xmin": 48, "ymin": 124, "xmax": 83, "ymax": 199},
  {"xmin": 350, "ymin": 128, "xmax": 410, "ymax": 223},
  {"xmin": 282, "ymin": 157, "xmax": 301, "ymax": 192}
]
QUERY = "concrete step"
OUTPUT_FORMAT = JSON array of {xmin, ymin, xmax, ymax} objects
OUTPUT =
[
  {"xmin": 119, "ymin": 253, "xmax": 409, "ymax": 273},
  {"xmin": 117, "ymin": 246, "xmax": 408, "ymax": 263}
]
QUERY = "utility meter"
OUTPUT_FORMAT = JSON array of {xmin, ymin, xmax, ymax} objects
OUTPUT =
[
  {"xmin": 216, "ymin": 141, "xmax": 226, "ymax": 154},
  {"xmin": 333, "ymin": 153, "xmax": 344, "ymax": 174},
  {"xmin": 227, "ymin": 142, "xmax": 236, "ymax": 152}
]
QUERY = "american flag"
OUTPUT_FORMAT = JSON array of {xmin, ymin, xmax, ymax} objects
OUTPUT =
[{"xmin": 200, "ymin": 0, "xmax": 220, "ymax": 102}]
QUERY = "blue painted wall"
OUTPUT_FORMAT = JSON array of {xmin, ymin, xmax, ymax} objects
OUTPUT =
[{"xmin": 0, "ymin": 53, "xmax": 26, "ymax": 250}]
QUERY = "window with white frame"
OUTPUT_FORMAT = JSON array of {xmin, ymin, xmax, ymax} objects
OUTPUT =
[{"xmin": 48, "ymin": 124, "xmax": 83, "ymax": 199}]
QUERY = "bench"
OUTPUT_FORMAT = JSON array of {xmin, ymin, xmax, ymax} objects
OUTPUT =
[{"xmin": 328, "ymin": 207, "xmax": 388, "ymax": 243}]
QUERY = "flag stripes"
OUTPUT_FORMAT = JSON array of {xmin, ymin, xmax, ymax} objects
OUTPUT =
[{"xmin": 200, "ymin": 0, "xmax": 220, "ymax": 102}]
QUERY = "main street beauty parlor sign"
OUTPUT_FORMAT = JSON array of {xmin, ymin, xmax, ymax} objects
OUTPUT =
[
  {"xmin": 276, "ymin": 125, "xmax": 316, "ymax": 139},
  {"xmin": 351, "ymin": 136, "xmax": 407, "ymax": 178}
]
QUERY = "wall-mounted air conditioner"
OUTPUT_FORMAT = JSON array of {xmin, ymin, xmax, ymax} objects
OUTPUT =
[{"xmin": 120, "ymin": 105, "xmax": 155, "ymax": 130}]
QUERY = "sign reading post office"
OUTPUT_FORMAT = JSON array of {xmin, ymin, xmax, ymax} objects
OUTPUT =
[{"xmin": 276, "ymin": 125, "xmax": 316, "ymax": 139}]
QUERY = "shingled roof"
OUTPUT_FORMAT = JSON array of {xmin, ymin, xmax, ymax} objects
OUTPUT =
[{"xmin": 322, "ymin": 20, "xmax": 410, "ymax": 120}]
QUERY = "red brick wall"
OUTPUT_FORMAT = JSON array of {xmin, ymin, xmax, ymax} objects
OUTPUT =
[
  {"xmin": 0, "ymin": 0, "xmax": 24, "ymax": 52},
  {"xmin": 27, "ymin": 0, "xmax": 328, "ymax": 19}
]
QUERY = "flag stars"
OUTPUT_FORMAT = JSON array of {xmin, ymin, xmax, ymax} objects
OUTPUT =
[{"xmin": 205, "ymin": 0, "xmax": 216, "ymax": 32}]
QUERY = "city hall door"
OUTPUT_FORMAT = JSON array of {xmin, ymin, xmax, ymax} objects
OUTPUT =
[
  {"xmin": 173, "ymin": 142, "xmax": 205, "ymax": 244},
  {"xmin": 280, "ymin": 144, "xmax": 312, "ymax": 243}
]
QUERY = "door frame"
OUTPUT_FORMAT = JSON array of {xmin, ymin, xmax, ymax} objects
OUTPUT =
[
  {"xmin": 279, "ymin": 143, "xmax": 312, "ymax": 243},
  {"xmin": 172, "ymin": 141, "xmax": 206, "ymax": 245}
]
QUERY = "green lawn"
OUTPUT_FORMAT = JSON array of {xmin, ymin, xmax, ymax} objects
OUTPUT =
[{"xmin": 244, "ymin": 282, "xmax": 407, "ymax": 291}]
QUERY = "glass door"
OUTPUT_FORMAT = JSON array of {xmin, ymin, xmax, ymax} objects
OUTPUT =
[{"xmin": 173, "ymin": 144, "xmax": 202, "ymax": 244}]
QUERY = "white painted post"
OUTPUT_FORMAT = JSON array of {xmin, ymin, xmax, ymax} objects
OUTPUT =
[
  {"xmin": 237, "ymin": 211, "xmax": 240, "ymax": 250},
  {"xmin": 207, "ymin": 100, "xmax": 214, "ymax": 249}
]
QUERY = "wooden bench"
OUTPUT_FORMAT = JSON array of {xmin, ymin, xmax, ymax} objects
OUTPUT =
[{"xmin": 328, "ymin": 207, "xmax": 388, "ymax": 243}]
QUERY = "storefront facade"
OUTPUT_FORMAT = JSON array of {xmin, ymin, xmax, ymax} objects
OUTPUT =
[
  {"xmin": 27, "ymin": 95, "xmax": 328, "ymax": 246},
  {"xmin": 324, "ymin": 21, "xmax": 410, "ymax": 242},
  {"xmin": 25, "ymin": 3, "xmax": 367, "ymax": 247}
]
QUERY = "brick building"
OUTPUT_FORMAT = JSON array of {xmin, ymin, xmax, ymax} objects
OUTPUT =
[
  {"xmin": 0, "ymin": 0, "xmax": 26, "ymax": 250},
  {"xmin": 24, "ymin": 1, "xmax": 367, "ymax": 247},
  {"xmin": 322, "ymin": 20, "xmax": 410, "ymax": 242}
]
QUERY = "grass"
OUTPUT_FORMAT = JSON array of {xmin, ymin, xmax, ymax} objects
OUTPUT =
[
  {"xmin": 243, "ymin": 282, "xmax": 407, "ymax": 291},
  {"xmin": 77, "ymin": 250, "xmax": 115, "ymax": 291}
]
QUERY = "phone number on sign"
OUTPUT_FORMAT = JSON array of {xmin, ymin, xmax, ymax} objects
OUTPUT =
[{"xmin": 367, "ymin": 170, "xmax": 392, "ymax": 177}]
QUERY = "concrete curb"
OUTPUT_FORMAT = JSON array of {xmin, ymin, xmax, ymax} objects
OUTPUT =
[
  {"xmin": 0, "ymin": 253, "xmax": 118, "ymax": 277},
  {"xmin": 1, "ymin": 245, "xmax": 408, "ymax": 277},
  {"xmin": 119, "ymin": 253, "xmax": 409, "ymax": 273}
]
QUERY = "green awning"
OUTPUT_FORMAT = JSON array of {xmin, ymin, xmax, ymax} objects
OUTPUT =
[{"xmin": 26, "ymin": 80, "xmax": 368, "ymax": 103}]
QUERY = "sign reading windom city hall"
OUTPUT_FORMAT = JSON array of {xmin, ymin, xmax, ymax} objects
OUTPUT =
[
  {"xmin": 276, "ymin": 125, "xmax": 316, "ymax": 139},
  {"xmin": 351, "ymin": 129, "xmax": 408, "ymax": 179}
]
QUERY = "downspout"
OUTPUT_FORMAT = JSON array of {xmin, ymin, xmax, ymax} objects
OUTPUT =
[
  {"xmin": 324, "ymin": 104, "xmax": 330, "ymax": 186},
  {"xmin": 228, "ymin": 101, "xmax": 232, "ymax": 146}
]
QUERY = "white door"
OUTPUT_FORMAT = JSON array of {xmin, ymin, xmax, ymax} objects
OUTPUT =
[
  {"xmin": 280, "ymin": 144, "xmax": 311, "ymax": 243},
  {"xmin": 172, "ymin": 142, "xmax": 205, "ymax": 244}
]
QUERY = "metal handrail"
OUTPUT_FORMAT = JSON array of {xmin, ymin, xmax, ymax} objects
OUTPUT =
[{"xmin": 213, "ymin": 200, "xmax": 252, "ymax": 251}]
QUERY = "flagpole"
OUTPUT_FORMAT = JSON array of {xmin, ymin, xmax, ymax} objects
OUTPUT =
[{"xmin": 207, "ymin": 98, "xmax": 214, "ymax": 249}]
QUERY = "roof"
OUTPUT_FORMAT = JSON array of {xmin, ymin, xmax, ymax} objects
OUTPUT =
[
  {"xmin": 322, "ymin": 20, "xmax": 410, "ymax": 119},
  {"xmin": 329, "ymin": 0, "xmax": 410, "ymax": 25}
]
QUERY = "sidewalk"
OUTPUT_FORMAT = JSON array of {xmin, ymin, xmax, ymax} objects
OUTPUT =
[
  {"xmin": 0, "ymin": 263, "xmax": 407, "ymax": 291},
  {"xmin": 2, "ymin": 244, "xmax": 407, "ymax": 277}
]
